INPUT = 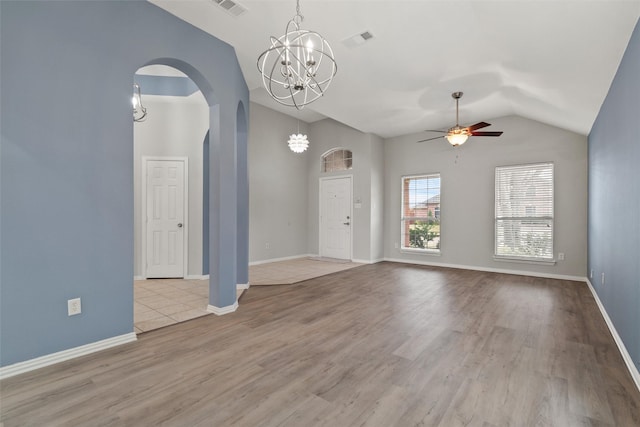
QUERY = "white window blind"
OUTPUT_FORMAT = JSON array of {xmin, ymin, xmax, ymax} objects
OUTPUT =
[{"xmin": 495, "ymin": 163, "xmax": 553, "ymax": 260}]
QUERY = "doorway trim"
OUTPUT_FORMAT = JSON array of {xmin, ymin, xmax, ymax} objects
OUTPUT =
[
  {"xmin": 141, "ymin": 156, "xmax": 189, "ymax": 279},
  {"xmin": 319, "ymin": 175, "xmax": 353, "ymax": 260}
]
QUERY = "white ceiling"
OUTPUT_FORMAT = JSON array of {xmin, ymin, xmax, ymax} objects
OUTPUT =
[{"xmin": 150, "ymin": 0, "xmax": 640, "ymax": 138}]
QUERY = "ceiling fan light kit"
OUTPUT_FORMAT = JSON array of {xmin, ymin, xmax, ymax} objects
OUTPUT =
[
  {"xmin": 418, "ymin": 91, "xmax": 503, "ymax": 146},
  {"xmin": 257, "ymin": 0, "xmax": 337, "ymax": 109},
  {"xmin": 445, "ymin": 126, "xmax": 469, "ymax": 146}
]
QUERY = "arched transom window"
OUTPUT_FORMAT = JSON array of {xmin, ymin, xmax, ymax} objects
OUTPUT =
[{"xmin": 322, "ymin": 148, "xmax": 353, "ymax": 173}]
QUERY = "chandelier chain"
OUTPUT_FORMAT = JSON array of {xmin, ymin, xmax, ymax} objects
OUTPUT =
[{"xmin": 296, "ymin": 0, "xmax": 303, "ymax": 22}]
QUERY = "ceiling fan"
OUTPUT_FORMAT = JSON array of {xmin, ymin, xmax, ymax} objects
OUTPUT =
[{"xmin": 417, "ymin": 92, "xmax": 503, "ymax": 146}]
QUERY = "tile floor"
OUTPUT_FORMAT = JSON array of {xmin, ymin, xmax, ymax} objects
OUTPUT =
[
  {"xmin": 134, "ymin": 278, "xmax": 211, "ymax": 333},
  {"xmin": 249, "ymin": 257, "xmax": 363, "ymax": 285}
]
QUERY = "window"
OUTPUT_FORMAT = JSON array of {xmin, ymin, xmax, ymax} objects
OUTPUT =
[
  {"xmin": 401, "ymin": 174, "xmax": 441, "ymax": 252},
  {"xmin": 322, "ymin": 148, "xmax": 352, "ymax": 172},
  {"xmin": 495, "ymin": 163, "xmax": 553, "ymax": 260}
]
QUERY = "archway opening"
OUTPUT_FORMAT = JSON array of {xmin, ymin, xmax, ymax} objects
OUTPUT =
[{"xmin": 132, "ymin": 64, "xmax": 210, "ymax": 333}]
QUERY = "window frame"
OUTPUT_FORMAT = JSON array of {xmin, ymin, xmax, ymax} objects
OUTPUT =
[
  {"xmin": 321, "ymin": 148, "xmax": 353, "ymax": 173},
  {"xmin": 400, "ymin": 173, "xmax": 442, "ymax": 254},
  {"xmin": 494, "ymin": 162, "xmax": 555, "ymax": 263}
]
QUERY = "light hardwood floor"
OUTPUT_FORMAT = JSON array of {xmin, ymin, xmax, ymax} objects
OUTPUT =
[{"xmin": 2, "ymin": 262, "xmax": 639, "ymax": 426}]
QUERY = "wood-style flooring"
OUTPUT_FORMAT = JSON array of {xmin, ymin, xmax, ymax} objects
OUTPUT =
[{"xmin": 2, "ymin": 262, "xmax": 639, "ymax": 426}]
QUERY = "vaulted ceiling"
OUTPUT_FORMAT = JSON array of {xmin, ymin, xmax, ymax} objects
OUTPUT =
[{"xmin": 150, "ymin": 0, "xmax": 640, "ymax": 138}]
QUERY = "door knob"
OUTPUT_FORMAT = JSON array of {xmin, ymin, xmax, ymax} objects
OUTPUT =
[
  {"xmin": 343, "ymin": 222, "xmax": 350, "ymax": 225},
  {"xmin": 177, "ymin": 223, "xmax": 183, "ymax": 228}
]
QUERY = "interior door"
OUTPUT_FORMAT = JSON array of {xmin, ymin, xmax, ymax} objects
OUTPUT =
[
  {"xmin": 320, "ymin": 176, "xmax": 352, "ymax": 260},
  {"xmin": 146, "ymin": 159, "xmax": 185, "ymax": 278}
]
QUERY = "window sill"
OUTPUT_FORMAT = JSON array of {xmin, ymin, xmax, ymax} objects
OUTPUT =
[
  {"xmin": 401, "ymin": 248, "xmax": 441, "ymax": 256},
  {"xmin": 493, "ymin": 256, "xmax": 556, "ymax": 266}
]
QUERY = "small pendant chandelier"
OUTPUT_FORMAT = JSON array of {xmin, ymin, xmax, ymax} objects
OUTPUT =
[
  {"xmin": 132, "ymin": 83, "xmax": 147, "ymax": 122},
  {"xmin": 288, "ymin": 119, "xmax": 309, "ymax": 153},
  {"xmin": 257, "ymin": 0, "xmax": 337, "ymax": 109}
]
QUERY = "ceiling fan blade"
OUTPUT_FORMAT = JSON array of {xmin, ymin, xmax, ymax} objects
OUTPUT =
[
  {"xmin": 424, "ymin": 129, "xmax": 447, "ymax": 133},
  {"xmin": 467, "ymin": 121, "xmax": 491, "ymax": 132},
  {"xmin": 471, "ymin": 131, "xmax": 503, "ymax": 137},
  {"xmin": 417, "ymin": 135, "xmax": 445, "ymax": 143}
]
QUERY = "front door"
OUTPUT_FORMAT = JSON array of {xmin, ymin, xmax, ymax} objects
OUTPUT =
[
  {"xmin": 320, "ymin": 176, "xmax": 352, "ymax": 260},
  {"xmin": 145, "ymin": 159, "xmax": 186, "ymax": 278}
]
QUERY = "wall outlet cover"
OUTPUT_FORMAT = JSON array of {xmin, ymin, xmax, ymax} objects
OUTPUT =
[{"xmin": 68, "ymin": 298, "xmax": 82, "ymax": 316}]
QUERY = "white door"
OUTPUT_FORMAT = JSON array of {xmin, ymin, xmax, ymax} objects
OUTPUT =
[
  {"xmin": 320, "ymin": 176, "xmax": 352, "ymax": 260},
  {"xmin": 145, "ymin": 159, "xmax": 186, "ymax": 278}
]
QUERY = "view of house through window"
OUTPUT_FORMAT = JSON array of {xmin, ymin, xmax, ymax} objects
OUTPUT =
[
  {"xmin": 401, "ymin": 174, "xmax": 441, "ymax": 251},
  {"xmin": 495, "ymin": 162, "xmax": 554, "ymax": 260},
  {"xmin": 322, "ymin": 148, "xmax": 353, "ymax": 173}
]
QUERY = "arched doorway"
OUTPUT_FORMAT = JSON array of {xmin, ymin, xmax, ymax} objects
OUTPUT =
[{"xmin": 132, "ymin": 64, "xmax": 210, "ymax": 333}]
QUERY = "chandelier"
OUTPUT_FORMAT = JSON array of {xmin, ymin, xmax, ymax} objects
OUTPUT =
[
  {"xmin": 288, "ymin": 133, "xmax": 309, "ymax": 153},
  {"xmin": 132, "ymin": 83, "xmax": 147, "ymax": 122},
  {"xmin": 288, "ymin": 119, "xmax": 309, "ymax": 153},
  {"xmin": 257, "ymin": 0, "xmax": 337, "ymax": 109}
]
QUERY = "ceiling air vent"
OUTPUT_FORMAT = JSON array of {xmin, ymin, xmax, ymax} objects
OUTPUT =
[
  {"xmin": 342, "ymin": 31, "xmax": 375, "ymax": 48},
  {"xmin": 360, "ymin": 31, "xmax": 373, "ymax": 41},
  {"xmin": 212, "ymin": 0, "xmax": 247, "ymax": 17}
]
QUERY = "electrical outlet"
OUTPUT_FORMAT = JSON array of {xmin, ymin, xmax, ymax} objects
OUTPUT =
[
  {"xmin": 265, "ymin": 242, "xmax": 270, "ymax": 249},
  {"xmin": 601, "ymin": 272, "xmax": 605, "ymax": 286},
  {"xmin": 68, "ymin": 298, "xmax": 81, "ymax": 316},
  {"xmin": 394, "ymin": 242, "xmax": 399, "ymax": 249},
  {"xmin": 558, "ymin": 252, "xmax": 565, "ymax": 261}
]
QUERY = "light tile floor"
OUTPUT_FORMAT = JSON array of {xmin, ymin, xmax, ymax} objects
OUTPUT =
[
  {"xmin": 134, "ymin": 278, "xmax": 211, "ymax": 333},
  {"xmin": 249, "ymin": 257, "xmax": 363, "ymax": 285},
  {"xmin": 134, "ymin": 257, "xmax": 363, "ymax": 333}
]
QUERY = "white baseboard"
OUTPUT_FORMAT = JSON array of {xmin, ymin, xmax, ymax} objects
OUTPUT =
[
  {"xmin": 383, "ymin": 257, "xmax": 584, "ymax": 282},
  {"xmin": 249, "ymin": 254, "xmax": 313, "ymax": 266},
  {"xmin": 207, "ymin": 302, "xmax": 239, "ymax": 316},
  {"xmin": 586, "ymin": 279, "xmax": 640, "ymax": 392},
  {"xmin": 352, "ymin": 258, "xmax": 384, "ymax": 265},
  {"xmin": 0, "ymin": 332, "xmax": 137, "ymax": 380},
  {"xmin": 135, "ymin": 275, "xmax": 209, "ymax": 281},
  {"xmin": 185, "ymin": 275, "xmax": 209, "ymax": 280},
  {"xmin": 237, "ymin": 283, "xmax": 250, "ymax": 290}
]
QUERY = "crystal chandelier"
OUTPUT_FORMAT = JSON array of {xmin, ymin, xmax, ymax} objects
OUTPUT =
[
  {"xmin": 132, "ymin": 83, "xmax": 147, "ymax": 122},
  {"xmin": 288, "ymin": 119, "xmax": 309, "ymax": 153},
  {"xmin": 257, "ymin": 0, "xmax": 337, "ymax": 109}
]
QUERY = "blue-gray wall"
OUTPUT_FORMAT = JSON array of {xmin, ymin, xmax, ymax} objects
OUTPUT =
[
  {"xmin": 588, "ymin": 18, "xmax": 640, "ymax": 372},
  {"xmin": 0, "ymin": 1, "xmax": 249, "ymax": 366},
  {"xmin": 236, "ymin": 103, "xmax": 249, "ymax": 285},
  {"xmin": 203, "ymin": 131, "xmax": 211, "ymax": 276}
]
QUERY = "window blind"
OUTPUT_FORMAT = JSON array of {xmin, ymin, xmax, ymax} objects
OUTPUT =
[{"xmin": 495, "ymin": 163, "xmax": 554, "ymax": 260}]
